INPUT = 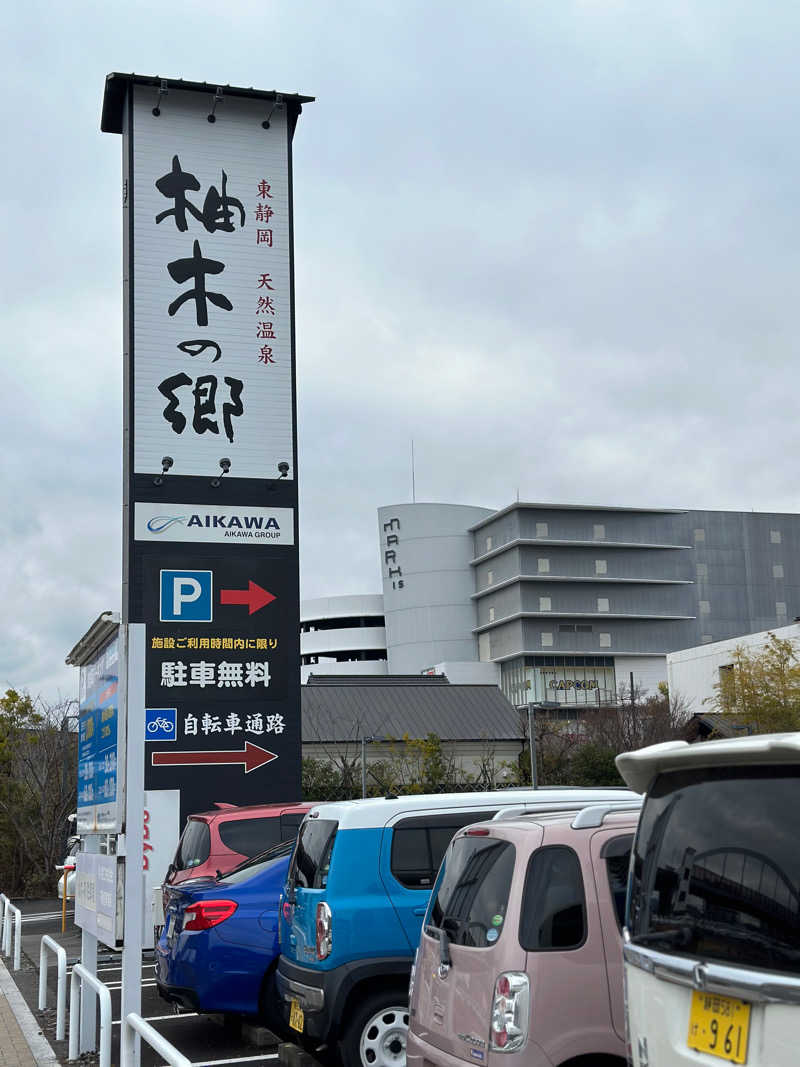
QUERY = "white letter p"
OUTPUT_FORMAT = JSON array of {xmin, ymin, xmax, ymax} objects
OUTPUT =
[{"xmin": 174, "ymin": 577, "xmax": 202, "ymax": 616}]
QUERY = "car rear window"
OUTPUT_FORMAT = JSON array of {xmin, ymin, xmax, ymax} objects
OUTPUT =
[
  {"xmin": 428, "ymin": 835, "xmax": 516, "ymax": 947},
  {"xmin": 602, "ymin": 834, "xmax": 634, "ymax": 929},
  {"xmin": 222, "ymin": 838, "xmax": 296, "ymax": 885},
  {"xmin": 218, "ymin": 817, "xmax": 283, "ymax": 858},
  {"xmin": 629, "ymin": 765, "xmax": 800, "ymax": 975},
  {"xmin": 290, "ymin": 818, "xmax": 338, "ymax": 889},
  {"xmin": 175, "ymin": 819, "xmax": 211, "ymax": 870},
  {"xmin": 391, "ymin": 811, "xmax": 496, "ymax": 889},
  {"xmin": 519, "ymin": 845, "xmax": 586, "ymax": 951}
]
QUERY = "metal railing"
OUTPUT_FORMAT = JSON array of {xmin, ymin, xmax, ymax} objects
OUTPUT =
[
  {"xmin": 68, "ymin": 963, "xmax": 111, "ymax": 1067},
  {"xmin": 39, "ymin": 936, "xmax": 67, "ymax": 1041},
  {"xmin": 121, "ymin": 1013, "xmax": 192, "ymax": 1067},
  {"xmin": 0, "ymin": 894, "xmax": 8, "ymax": 949},
  {"xmin": 0, "ymin": 897, "xmax": 22, "ymax": 970}
]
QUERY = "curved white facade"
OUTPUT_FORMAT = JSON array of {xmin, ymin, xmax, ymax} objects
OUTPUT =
[
  {"xmin": 378, "ymin": 502, "xmax": 494, "ymax": 673},
  {"xmin": 300, "ymin": 594, "xmax": 387, "ymax": 683}
]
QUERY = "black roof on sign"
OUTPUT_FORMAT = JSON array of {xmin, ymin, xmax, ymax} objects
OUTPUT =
[
  {"xmin": 101, "ymin": 72, "xmax": 315, "ymax": 135},
  {"xmin": 301, "ymin": 681, "xmax": 522, "ymax": 743}
]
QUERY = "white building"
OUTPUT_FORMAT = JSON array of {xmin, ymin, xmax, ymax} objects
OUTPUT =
[
  {"xmin": 301, "ymin": 594, "xmax": 388, "ymax": 683},
  {"xmin": 667, "ymin": 621, "xmax": 800, "ymax": 712}
]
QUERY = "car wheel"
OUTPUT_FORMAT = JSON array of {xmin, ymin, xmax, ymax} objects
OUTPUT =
[{"xmin": 340, "ymin": 991, "xmax": 409, "ymax": 1067}]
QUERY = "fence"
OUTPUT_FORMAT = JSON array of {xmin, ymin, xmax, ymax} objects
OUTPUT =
[
  {"xmin": 69, "ymin": 963, "xmax": 111, "ymax": 1067},
  {"xmin": 121, "ymin": 1013, "xmax": 192, "ymax": 1067},
  {"xmin": 0, "ymin": 895, "xmax": 22, "ymax": 971},
  {"xmin": 39, "ymin": 936, "xmax": 67, "ymax": 1041}
]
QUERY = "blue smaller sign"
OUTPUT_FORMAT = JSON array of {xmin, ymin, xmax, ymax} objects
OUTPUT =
[
  {"xmin": 145, "ymin": 707, "xmax": 177, "ymax": 742},
  {"xmin": 160, "ymin": 569, "xmax": 213, "ymax": 622}
]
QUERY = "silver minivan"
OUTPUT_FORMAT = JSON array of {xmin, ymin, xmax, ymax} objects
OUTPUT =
[{"xmin": 617, "ymin": 733, "xmax": 800, "ymax": 1067}]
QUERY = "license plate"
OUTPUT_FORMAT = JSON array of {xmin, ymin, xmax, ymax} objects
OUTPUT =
[
  {"xmin": 289, "ymin": 998, "xmax": 304, "ymax": 1033},
  {"xmin": 688, "ymin": 990, "xmax": 751, "ymax": 1063}
]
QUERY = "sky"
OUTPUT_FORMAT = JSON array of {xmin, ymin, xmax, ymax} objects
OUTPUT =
[{"xmin": 3, "ymin": 0, "xmax": 800, "ymax": 704}]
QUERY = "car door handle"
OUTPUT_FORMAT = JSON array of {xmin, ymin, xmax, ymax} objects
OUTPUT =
[{"xmin": 413, "ymin": 907, "xmax": 426, "ymax": 916}]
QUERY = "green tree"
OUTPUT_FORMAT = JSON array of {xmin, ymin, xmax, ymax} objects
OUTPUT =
[
  {"xmin": 0, "ymin": 689, "xmax": 77, "ymax": 895},
  {"xmin": 708, "ymin": 633, "xmax": 800, "ymax": 733},
  {"xmin": 569, "ymin": 743, "xmax": 625, "ymax": 786}
]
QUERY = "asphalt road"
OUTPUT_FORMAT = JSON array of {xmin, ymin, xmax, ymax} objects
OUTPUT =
[{"xmin": 3, "ymin": 897, "xmax": 298, "ymax": 1067}]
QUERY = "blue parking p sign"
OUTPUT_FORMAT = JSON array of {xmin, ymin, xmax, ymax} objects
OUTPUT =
[
  {"xmin": 160, "ymin": 570, "xmax": 213, "ymax": 622},
  {"xmin": 145, "ymin": 708, "xmax": 177, "ymax": 741}
]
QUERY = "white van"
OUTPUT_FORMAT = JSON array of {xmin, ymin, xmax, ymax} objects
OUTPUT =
[{"xmin": 617, "ymin": 733, "xmax": 800, "ymax": 1067}]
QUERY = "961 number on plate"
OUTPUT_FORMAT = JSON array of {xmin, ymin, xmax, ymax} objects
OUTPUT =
[{"xmin": 688, "ymin": 990, "xmax": 750, "ymax": 1064}]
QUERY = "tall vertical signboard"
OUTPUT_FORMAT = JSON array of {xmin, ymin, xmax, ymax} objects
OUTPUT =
[
  {"xmin": 102, "ymin": 74, "xmax": 312, "ymax": 823},
  {"xmin": 76, "ymin": 633, "xmax": 121, "ymax": 833}
]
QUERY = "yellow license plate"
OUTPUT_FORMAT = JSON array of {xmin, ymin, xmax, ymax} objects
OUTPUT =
[
  {"xmin": 688, "ymin": 990, "xmax": 751, "ymax": 1063},
  {"xmin": 289, "ymin": 998, "xmax": 304, "ymax": 1033}
]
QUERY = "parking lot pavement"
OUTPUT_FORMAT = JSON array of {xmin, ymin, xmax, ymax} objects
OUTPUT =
[{"xmin": 3, "ymin": 897, "xmax": 298, "ymax": 1067}]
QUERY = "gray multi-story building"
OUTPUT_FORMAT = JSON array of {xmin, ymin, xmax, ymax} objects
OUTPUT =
[{"xmin": 374, "ymin": 501, "xmax": 800, "ymax": 707}]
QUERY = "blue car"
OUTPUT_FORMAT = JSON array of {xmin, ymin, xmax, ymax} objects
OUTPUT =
[{"xmin": 155, "ymin": 839, "xmax": 293, "ymax": 1019}]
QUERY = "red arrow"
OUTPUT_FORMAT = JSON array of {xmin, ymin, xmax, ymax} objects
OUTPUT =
[
  {"xmin": 151, "ymin": 742, "xmax": 278, "ymax": 774},
  {"xmin": 220, "ymin": 581, "xmax": 276, "ymax": 615}
]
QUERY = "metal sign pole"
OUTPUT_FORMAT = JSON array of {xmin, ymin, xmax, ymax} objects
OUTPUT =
[{"xmin": 121, "ymin": 623, "xmax": 146, "ymax": 1067}]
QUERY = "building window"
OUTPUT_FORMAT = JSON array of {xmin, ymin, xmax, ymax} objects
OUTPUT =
[
  {"xmin": 595, "ymin": 559, "xmax": 607, "ymax": 575},
  {"xmin": 488, "ymin": 607, "xmax": 495, "ymax": 622},
  {"xmin": 486, "ymin": 536, "xmax": 493, "ymax": 552},
  {"xmin": 559, "ymin": 624, "xmax": 575, "ymax": 633},
  {"xmin": 773, "ymin": 564, "xmax": 784, "ymax": 579},
  {"xmin": 593, "ymin": 524, "xmax": 605, "ymax": 540},
  {"xmin": 599, "ymin": 633, "xmax": 611, "ymax": 648},
  {"xmin": 777, "ymin": 602, "xmax": 787, "ymax": 618},
  {"xmin": 541, "ymin": 632, "xmax": 554, "ymax": 647},
  {"xmin": 699, "ymin": 600, "xmax": 711, "ymax": 614},
  {"xmin": 696, "ymin": 562, "xmax": 708, "ymax": 579},
  {"xmin": 538, "ymin": 558, "xmax": 550, "ymax": 574},
  {"xmin": 771, "ymin": 530, "xmax": 782, "ymax": 544},
  {"xmin": 539, "ymin": 596, "xmax": 552, "ymax": 612},
  {"xmin": 478, "ymin": 633, "xmax": 491, "ymax": 661},
  {"xmin": 487, "ymin": 570, "xmax": 494, "ymax": 586},
  {"xmin": 576, "ymin": 624, "xmax": 593, "ymax": 633},
  {"xmin": 536, "ymin": 522, "xmax": 549, "ymax": 538},
  {"xmin": 694, "ymin": 528, "xmax": 705, "ymax": 542},
  {"xmin": 597, "ymin": 597, "xmax": 609, "ymax": 613}
]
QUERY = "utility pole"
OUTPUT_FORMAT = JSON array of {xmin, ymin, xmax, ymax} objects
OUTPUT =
[{"xmin": 526, "ymin": 704, "xmax": 538, "ymax": 789}]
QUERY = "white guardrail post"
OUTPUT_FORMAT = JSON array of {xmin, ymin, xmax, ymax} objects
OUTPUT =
[
  {"xmin": 39, "ymin": 935, "xmax": 67, "ymax": 1041},
  {"xmin": 0, "ymin": 894, "xmax": 8, "ymax": 953},
  {"xmin": 68, "ymin": 963, "xmax": 111, "ymax": 1067},
  {"xmin": 0, "ymin": 901, "xmax": 22, "ymax": 971},
  {"xmin": 121, "ymin": 1013, "xmax": 192, "ymax": 1067}
]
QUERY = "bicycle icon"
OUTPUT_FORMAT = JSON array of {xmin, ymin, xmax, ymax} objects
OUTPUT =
[
  {"xmin": 145, "ymin": 710, "xmax": 177, "ymax": 738},
  {"xmin": 147, "ymin": 718, "xmax": 174, "ymax": 733}
]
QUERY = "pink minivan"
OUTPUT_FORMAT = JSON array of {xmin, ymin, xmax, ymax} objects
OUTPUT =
[{"xmin": 407, "ymin": 803, "xmax": 640, "ymax": 1067}]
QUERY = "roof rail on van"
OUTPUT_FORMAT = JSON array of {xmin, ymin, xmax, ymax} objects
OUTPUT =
[
  {"xmin": 570, "ymin": 800, "xmax": 643, "ymax": 829},
  {"xmin": 492, "ymin": 801, "xmax": 608, "ymax": 821}
]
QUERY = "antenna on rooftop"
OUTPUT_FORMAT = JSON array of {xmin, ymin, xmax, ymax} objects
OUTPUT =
[{"xmin": 411, "ymin": 439, "xmax": 416, "ymax": 503}]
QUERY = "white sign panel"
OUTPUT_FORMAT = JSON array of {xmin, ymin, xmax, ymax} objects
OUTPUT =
[
  {"xmin": 134, "ymin": 502, "xmax": 295, "ymax": 544},
  {"xmin": 143, "ymin": 788, "xmax": 180, "ymax": 949},
  {"xmin": 75, "ymin": 853, "xmax": 123, "ymax": 949},
  {"xmin": 132, "ymin": 85, "xmax": 293, "ymax": 480}
]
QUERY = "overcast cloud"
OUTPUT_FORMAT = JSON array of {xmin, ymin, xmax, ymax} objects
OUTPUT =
[{"xmin": 3, "ymin": 0, "xmax": 800, "ymax": 703}]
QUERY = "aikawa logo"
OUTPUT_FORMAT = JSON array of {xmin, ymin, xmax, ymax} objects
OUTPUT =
[{"xmin": 146, "ymin": 516, "xmax": 187, "ymax": 534}]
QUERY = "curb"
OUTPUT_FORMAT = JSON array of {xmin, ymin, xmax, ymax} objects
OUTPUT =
[{"xmin": 0, "ymin": 954, "xmax": 60, "ymax": 1065}]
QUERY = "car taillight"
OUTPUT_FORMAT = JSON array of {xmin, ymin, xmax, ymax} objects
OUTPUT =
[
  {"xmin": 183, "ymin": 899, "xmax": 237, "ymax": 931},
  {"xmin": 316, "ymin": 901, "xmax": 332, "ymax": 959},
  {"xmin": 490, "ymin": 972, "xmax": 529, "ymax": 1052}
]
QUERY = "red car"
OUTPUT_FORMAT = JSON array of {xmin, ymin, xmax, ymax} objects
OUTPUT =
[{"xmin": 165, "ymin": 801, "xmax": 312, "ymax": 887}]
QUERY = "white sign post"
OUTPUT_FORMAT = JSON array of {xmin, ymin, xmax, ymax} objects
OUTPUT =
[{"xmin": 121, "ymin": 623, "xmax": 146, "ymax": 1067}]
